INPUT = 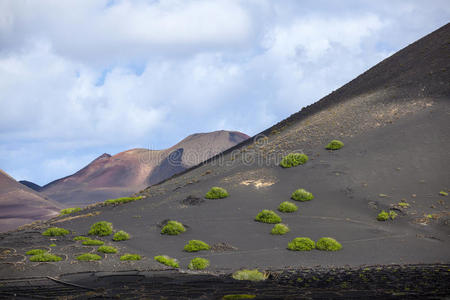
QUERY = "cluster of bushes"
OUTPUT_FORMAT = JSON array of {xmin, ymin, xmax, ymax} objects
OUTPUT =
[
  {"xmin": 287, "ymin": 237, "xmax": 342, "ymax": 251},
  {"xmin": 377, "ymin": 210, "xmax": 397, "ymax": 221},
  {"xmin": 60, "ymin": 207, "xmax": 81, "ymax": 215},
  {"xmin": 26, "ymin": 249, "xmax": 63, "ymax": 262},
  {"xmin": 104, "ymin": 196, "xmax": 143, "ymax": 205}
]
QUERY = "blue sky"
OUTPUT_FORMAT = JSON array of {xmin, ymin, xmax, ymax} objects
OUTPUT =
[{"xmin": 0, "ymin": 0, "xmax": 449, "ymax": 186}]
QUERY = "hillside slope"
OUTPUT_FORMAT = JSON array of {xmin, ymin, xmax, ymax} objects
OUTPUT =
[
  {"xmin": 0, "ymin": 170, "xmax": 61, "ymax": 232},
  {"xmin": 0, "ymin": 24, "xmax": 449, "ymax": 297},
  {"xmin": 41, "ymin": 130, "xmax": 248, "ymax": 206}
]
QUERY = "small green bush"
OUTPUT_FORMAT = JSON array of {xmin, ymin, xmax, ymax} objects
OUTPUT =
[
  {"xmin": 29, "ymin": 253, "xmax": 62, "ymax": 262},
  {"xmin": 255, "ymin": 210, "xmax": 282, "ymax": 224},
  {"xmin": 377, "ymin": 210, "xmax": 397, "ymax": 221},
  {"xmin": 326, "ymin": 140, "xmax": 344, "ymax": 150},
  {"xmin": 222, "ymin": 295, "xmax": 256, "ymax": 300},
  {"xmin": 82, "ymin": 239, "xmax": 104, "ymax": 246},
  {"xmin": 439, "ymin": 191, "xmax": 448, "ymax": 196},
  {"xmin": 73, "ymin": 236, "xmax": 90, "ymax": 241},
  {"xmin": 232, "ymin": 269, "xmax": 267, "ymax": 281},
  {"xmin": 397, "ymin": 202, "xmax": 410, "ymax": 208},
  {"xmin": 188, "ymin": 257, "xmax": 210, "ymax": 270},
  {"xmin": 271, "ymin": 224, "xmax": 290, "ymax": 235},
  {"xmin": 161, "ymin": 221, "xmax": 186, "ymax": 235},
  {"xmin": 120, "ymin": 254, "xmax": 141, "ymax": 261},
  {"xmin": 113, "ymin": 230, "xmax": 130, "ymax": 241},
  {"xmin": 291, "ymin": 189, "xmax": 314, "ymax": 202},
  {"xmin": 26, "ymin": 249, "xmax": 47, "ymax": 255},
  {"xmin": 287, "ymin": 237, "xmax": 316, "ymax": 251},
  {"xmin": 184, "ymin": 240, "xmax": 210, "ymax": 252},
  {"xmin": 88, "ymin": 221, "xmax": 113, "ymax": 236},
  {"xmin": 154, "ymin": 255, "xmax": 179, "ymax": 268},
  {"xmin": 98, "ymin": 246, "xmax": 118, "ymax": 254},
  {"xmin": 42, "ymin": 227, "xmax": 70, "ymax": 236},
  {"xmin": 316, "ymin": 237, "xmax": 342, "ymax": 251},
  {"xmin": 49, "ymin": 244, "xmax": 56, "ymax": 247},
  {"xmin": 205, "ymin": 187, "xmax": 229, "ymax": 199},
  {"xmin": 278, "ymin": 201, "xmax": 298, "ymax": 213},
  {"xmin": 280, "ymin": 153, "xmax": 308, "ymax": 168},
  {"xmin": 60, "ymin": 207, "xmax": 81, "ymax": 215},
  {"xmin": 76, "ymin": 253, "xmax": 102, "ymax": 261},
  {"xmin": 104, "ymin": 196, "xmax": 143, "ymax": 205}
]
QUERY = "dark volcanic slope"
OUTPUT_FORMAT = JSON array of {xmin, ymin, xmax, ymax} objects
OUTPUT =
[
  {"xmin": 41, "ymin": 130, "xmax": 248, "ymax": 206},
  {"xmin": 19, "ymin": 180, "xmax": 42, "ymax": 192},
  {"xmin": 0, "ymin": 24, "xmax": 449, "ymax": 287},
  {"xmin": 0, "ymin": 170, "xmax": 61, "ymax": 232}
]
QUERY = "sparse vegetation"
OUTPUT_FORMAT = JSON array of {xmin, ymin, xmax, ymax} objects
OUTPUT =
[
  {"xmin": 120, "ymin": 254, "xmax": 141, "ymax": 261},
  {"xmin": 113, "ymin": 230, "xmax": 130, "ymax": 241},
  {"xmin": 76, "ymin": 253, "xmax": 102, "ymax": 261},
  {"xmin": 316, "ymin": 237, "xmax": 342, "ymax": 251},
  {"xmin": 42, "ymin": 227, "xmax": 70, "ymax": 236},
  {"xmin": 73, "ymin": 236, "xmax": 90, "ymax": 241},
  {"xmin": 98, "ymin": 246, "xmax": 118, "ymax": 254},
  {"xmin": 161, "ymin": 220, "xmax": 186, "ymax": 235},
  {"xmin": 278, "ymin": 201, "xmax": 298, "ymax": 213},
  {"xmin": 82, "ymin": 239, "xmax": 104, "ymax": 246},
  {"xmin": 29, "ymin": 253, "xmax": 62, "ymax": 262},
  {"xmin": 287, "ymin": 237, "xmax": 316, "ymax": 251},
  {"xmin": 255, "ymin": 210, "xmax": 282, "ymax": 224},
  {"xmin": 88, "ymin": 221, "xmax": 113, "ymax": 236},
  {"xmin": 49, "ymin": 244, "xmax": 56, "ymax": 247},
  {"xmin": 154, "ymin": 255, "xmax": 179, "ymax": 268},
  {"xmin": 205, "ymin": 187, "xmax": 229, "ymax": 199},
  {"xmin": 188, "ymin": 257, "xmax": 210, "ymax": 270},
  {"xmin": 440, "ymin": 191, "xmax": 448, "ymax": 196},
  {"xmin": 397, "ymin": 201, "xmax": 410, "ymax": 208},
  {"xmin": 104, "ymin": 196, "xmax": 143, "ymax": 205},
  {"xmin": 271, "ymin": 223, "xmax": 290, "ymax": 235},
  {"xmin": 291, "ymin": 189, "xmax": 314, "ymax": 202},
  {"xmin": 232, "ymin": 269, "xmax": 267, "ymax": 281},
  {"xmin": 280, "ymin": 153, "xmax": 308, "ymax": 168},
  {"xmin": 222, "ymin": 294, "xmax": 256, "ymax": 300},
  {"xmin": 26, "ymin": 249, "xmax": 47, "ymax": 255},
  {"xmin": 60, "ymin": 207, "xmax": 81, "ymax": 215},
  {"xmin": 184, "ymin": 240, "xmax": 210, "ymax": 252},
  {"xmin": 326, "ymin": 140, "xmax": 344, "ymax": 150},
  {"xmin": 377, "ymin": 210, "xmax": 397, "ymax": 221}
]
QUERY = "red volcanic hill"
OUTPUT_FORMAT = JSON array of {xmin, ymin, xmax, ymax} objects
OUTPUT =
[
  {"xmin": 0, "ymin": 169, "xmax": 61, "ymax": 232},
  {"xmin": 41, "ymin": 130, "xmax": 249, "ymax": 206}
]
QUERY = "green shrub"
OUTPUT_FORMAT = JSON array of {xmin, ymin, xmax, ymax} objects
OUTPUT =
[
  {"xmin": 49, "ymin": 244, "xmax": 56, "ymax": 247},
  {"xmin": 280, "ymin": 153, "xmax": 308, "ymax": 168},
  {"xmin": 104, "ymin": 196, "xmax": 143, "ymax": 205},
  {"xmin": 316, "ymin": 237, "xmax": 342, "ymax": 251},
  {"xmin": 154, "ymin": 255, "xmax": 179, "ymax": 268},
  {"xmin": 120, "ymin": 254, "xmax": 141, "ymax": 261},
  {"xmin": 205, "ymin": 187, "xmax": 229, "ymax": 199},
  {"xmin": 188, "ymin": 257, "xmax": 210, "ymax": 270},
  {"xmin": 42, "ymin": 227, "xmax": 70, "ymax": 236},
  {"xmin": 76, "ymin": 253, "xmax": 102, "ymax": 261},
  {"xmin": 222, "ymin": 295, "xmax": 256, "ymax": 300},
  {"xmin": 291, "ymin": 189, "xmax": 314, "ymax": 202},
  {"xmin": 439, "ymin": 191, "xmax": 448, "ymax": 196},
  {"xmin": 377, "ymin": 210, "xmax": 398, "ymax": 221},
  {"xmin": 287, "ymin": 237, "xmax": 316, "ymax": 251},
  {"xmin": 73, "ymin": 236, "xmax": 90, "ymax": 241},
  {"xmin": 232, "ymin": 269, "xmax": 267, "ymax": 281},
  {"xmin": 60, "ymin": 207, "xmax": 81, "ymax": 215},
  {"xmin": 184, "ymin": 240, "xmax": 210, "ymax": 252},
  {"xmin": 271, "ymin": 224, "xmax": 290, "ymax": 235},
  {"xmin": 82, "ymin": 239, "xmax": 104, "ymax": 246},
  {"xmin": 113, "ymin": 230, "xmax": 130, "ymax": 241},
  {"xmin": 98, "ymin": 246, "xmax": 118, "ymax": 254},
  {"xmin": 255, "ymin": 210, "xmax": 282, "ymax": 224},
  {"xmin": 26, "ymin": 249, "xmax": 47, "ymax": 255},
  {"xmin": 88, "ymin": 221, "xmax": 113, "ymax": 236},
  {"xmin": 397, "ymin": 202, "xmax": 410, "ymax": 208},
  {"xmin": 161, "ymin": 221, "xmax": 186, "ymax": 235},
  {"xmin": 326, "ymin": 140, "xmax": 344, "ymax": 150},
  {"xmin": 29, "ymin": 253, "xmax": 62, "ymax": 262},
  {"xmin": 278, "ymin": 201, "xmax": 298, "ymax": 213}
]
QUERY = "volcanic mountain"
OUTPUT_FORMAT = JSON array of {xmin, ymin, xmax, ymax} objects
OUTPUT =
[
  {"xmin": 0, "ymin": 24, "xmax": 448, "ymax": 298},
  {"xmin": 40, "ymin": 130, "xmax": 249, "ymax": 206},
  {"xmin": 0, "ymin": 169, "xmax": 61, "ymax": 232}
]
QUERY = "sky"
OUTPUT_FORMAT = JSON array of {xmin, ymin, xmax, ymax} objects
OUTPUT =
[{"xmin": 0, "ymin": 0, "xmax": 449, "ymax": 186}]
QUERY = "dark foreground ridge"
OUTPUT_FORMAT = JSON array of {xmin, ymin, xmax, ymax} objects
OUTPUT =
[{"xmin": 0, "ymin": 264, "xmax": 448, "ymax": 299}]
